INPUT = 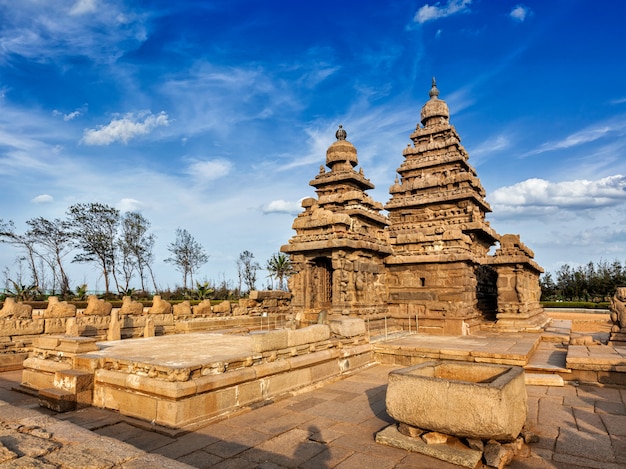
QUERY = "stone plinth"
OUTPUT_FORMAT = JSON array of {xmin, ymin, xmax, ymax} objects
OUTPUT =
[
  {"xmin": 85, "ymin": 331, "xmax": 374, "ymax": 428},
  {"xmin": 386, "ymin": 361, "xmax": 526, "ymax": 441}
]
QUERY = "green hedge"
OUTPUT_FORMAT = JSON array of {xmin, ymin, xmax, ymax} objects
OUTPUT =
[{"xmin": 541, "ymin": 301, "xmax": 610, "ymax": 309}]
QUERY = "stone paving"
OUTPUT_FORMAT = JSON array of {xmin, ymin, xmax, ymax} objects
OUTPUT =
[{"xmin": 0, "ymin": 364, "xmax": 625, "ymax": 468}]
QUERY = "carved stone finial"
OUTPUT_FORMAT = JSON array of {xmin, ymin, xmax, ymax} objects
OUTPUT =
[
  {"xmin": 429, "ymin": 77, "xmax": 439, "ymax": 99},
  {"xmin": 336, "ymin": 124, "xmax": 347, "ymax": 141}
]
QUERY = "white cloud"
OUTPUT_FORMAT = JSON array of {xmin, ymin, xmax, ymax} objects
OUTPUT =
[
  {"xmin": 31, "ymin": 194, "xmax": 54, "ymax": 204},
  {"xmin": 117, "ymin": 198, "xmax": 144, "ymax": 213},
  {"xmin": 69, "ymin": 0, "xmax": 98, "ymax": 16},
  {"xmin": 489, "ymin": 175, "xmax": 626, "ymax": 213},
  {"xmin": 262, "ymin": 199, "xmax": 303, "ymax": 215},
  {"xmin": 414, "ymin": 0, "xmax": 472, "ymax": 24},
  {"xmin": 82, "ymin": 111, "xmax": 170, "ymax": 145},
  {"xmin": 509, "ymin": 5, "xmax": 530, "ymax": 22},
  {"xmin": 185, "ymin": 158, "xmax": 232, "ymax": 182}
]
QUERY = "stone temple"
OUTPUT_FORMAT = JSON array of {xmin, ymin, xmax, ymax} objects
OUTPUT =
[{"xmin": 282, "ymin": 79, "xmax": 549, "ymax": 335}]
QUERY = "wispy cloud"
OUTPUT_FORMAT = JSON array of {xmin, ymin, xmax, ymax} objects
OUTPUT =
[
  {"xmin": 0, "ymin": 1, "xmax": 147, "ymax": 64},
  {"xmin": 69, "ymin": 0, "xmax": 98, "ymax": 16},
  {"xmin": 524, "ymin": 117, "xmax": 626, "ymax": 156},
  {"xmin": 81, "ymin": 111, "xmax": 170, "ymax": 145},
  {"xmin": 414, "ymin": 0, "xmax": 472, "ymax": 24},
  {"xmin": 467, "ymin": 134, "xmax": 511, "ymax": 166},
  {"xmin": 184, "ymin": 158, "xmax": 233, "ymax": 183},
  {"xmin": 53, "ymin": 104, "xmax": 88, "ymax": 121},
  {"xmin": 509, "ymin": 5, "xmax": 531, "ymax": 22}
]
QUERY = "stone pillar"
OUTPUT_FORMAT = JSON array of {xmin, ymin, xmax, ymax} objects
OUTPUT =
[{"xmin": 107, "ymin": 310, "xmax": 121, "ymax": 341}]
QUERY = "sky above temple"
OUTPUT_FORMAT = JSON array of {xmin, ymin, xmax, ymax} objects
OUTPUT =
[{"xmin": 0, "ymin": 0, "xmax": 625, "ymax": 292}]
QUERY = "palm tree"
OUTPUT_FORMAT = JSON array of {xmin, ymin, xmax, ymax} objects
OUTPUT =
[{"xmin": 266, "ymin": 253, "xmax": 294, "ymax": 291}]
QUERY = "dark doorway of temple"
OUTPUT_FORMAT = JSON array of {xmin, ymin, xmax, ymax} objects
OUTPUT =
[{"xmin": 312, "ymin": 257, "xmax": 333, "ymax": 309}]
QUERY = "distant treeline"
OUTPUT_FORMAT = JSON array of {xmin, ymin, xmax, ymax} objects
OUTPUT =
[{"xmin": 540, "ymin": 260, "xmax": 626, "ymax": 302}]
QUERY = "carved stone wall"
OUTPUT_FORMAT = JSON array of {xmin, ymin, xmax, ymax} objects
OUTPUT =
[{"xmin": 282, "ymin": 80, "xmax": 547, "ymax": 335}]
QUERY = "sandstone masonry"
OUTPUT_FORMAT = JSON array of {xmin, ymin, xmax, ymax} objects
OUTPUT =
[{"xmin": 282, "ymin": 79, "xmax": 549, "ymax": 335}]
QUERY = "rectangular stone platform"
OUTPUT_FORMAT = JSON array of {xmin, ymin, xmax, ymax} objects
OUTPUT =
[
  {"xmin": 373, "ymin": 332, "xmax": 541, "ymax": 367},
  {"xmin": 76, "ymin": 330, "xmax": 373, "ymax": 429}
]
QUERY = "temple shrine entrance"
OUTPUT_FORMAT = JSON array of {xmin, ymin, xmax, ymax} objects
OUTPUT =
[{"xmin": 311, "ymin": 257, "xmax": 333, "ymax": 309}]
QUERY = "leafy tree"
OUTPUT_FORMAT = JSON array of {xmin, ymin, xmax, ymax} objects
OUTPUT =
[
  {"xmin": 194, "ymin": 280, "xmax": 214, "ymax": 300},
  {"xmin": 5, "ymin": 279, "xmax": 38, "ymax": 301},
  {"xmin": 164, "ymin": 228, "xmax": 209, "ymax": 290},
  {"xmin": 25, "ymin": 217, "xmax": 73, "ymax": 296},
  {"xmin": 237, "ymin": 250, "xmax": 260, "ymax": 294},
  {"xmin": 266, "ymin": 252, "xmax": 294, "ymax": 291},
  {"xmin": 75, "ymin": 283, "xmax": 88, "ymax": 301},
  {"xmin": 66, "ymin": 203, "xmax": 121, "ymax": 297}
]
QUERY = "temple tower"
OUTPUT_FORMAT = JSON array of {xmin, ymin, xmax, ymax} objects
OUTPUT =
[
  {"xmin": 281, "ymin": 126, "xmax": 391, "ymax": 324},
  {"xmin": 384, "ymin": 78, "xmax": 500, "ymax": 335}
]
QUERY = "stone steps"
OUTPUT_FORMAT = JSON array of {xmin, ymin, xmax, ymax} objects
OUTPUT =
[{"xmin": 523, "ymin": 320, "xmax": 572, "ymax": 386}]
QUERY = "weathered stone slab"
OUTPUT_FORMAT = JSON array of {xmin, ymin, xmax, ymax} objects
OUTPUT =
[
  {"xmin": 376, "ymin": 425, "xmax": 482, "ymax": 468},
  {"xmin": 386, "ymin": 361, "xmax": 526, "ymax": 441},
  {"xmin": 329, "ymin": 318, "xmax": 366, "ymax": 338},
  {"xmin": 251, "ymin": 330, "xmax": 288, "ymax": 353},
  {"xmin": 0, "ymin": 319, "xmax": 44, "ymax": 337},
  {"xmin": 287, "ymin": 325, "xmax": 330, "ymax": 347}
]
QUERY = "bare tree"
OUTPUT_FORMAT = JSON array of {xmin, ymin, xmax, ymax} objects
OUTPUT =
[
  {"xmin": 25, "ymin": 217, "xmax": 73, "ymax": 296},
  {"xmin": 118, "ymin": 212, "xmax": 157, "ymax": 293},
  {"xmin": 0, "ymin": 219, "xmax": 42, "ymax": 290},
  {"xmin": 164, "ymin": 228, "xmax": 208, "ymax": 290},
  {"xmin": 237, "ymin": 250, "xmax": 260, "ymax": 294},
  {"xmin": 66, "ymin": 203, "xmax": 121, "ymax": 297}
]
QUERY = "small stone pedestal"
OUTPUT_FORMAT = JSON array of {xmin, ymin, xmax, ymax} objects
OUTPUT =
[
  {"xmin": 385, "ymin": 361, "xmax": 527, "ymax": 441},
  {"xmin": 377, "ymin": 361, "xmax": 528, "ymax": 467},
  {"xmin": 21, "ymin": 336, "xmax": 98, "ymax": 412}
]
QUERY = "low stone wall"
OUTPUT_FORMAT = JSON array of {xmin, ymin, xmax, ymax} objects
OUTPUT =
[{"xmin": 0, "ymin": 291, "xmax": 292, "ymax": 349}]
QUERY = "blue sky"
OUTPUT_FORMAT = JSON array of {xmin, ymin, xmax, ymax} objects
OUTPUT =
[{"xmin": 0, "ymin": 0, "xmax": 625, "ymax": 292}]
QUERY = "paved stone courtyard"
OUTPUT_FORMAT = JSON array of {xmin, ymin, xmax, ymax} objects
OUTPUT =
[{"xmin": 0, "ymin": 363, "xmax": 625, "ymax": 468}]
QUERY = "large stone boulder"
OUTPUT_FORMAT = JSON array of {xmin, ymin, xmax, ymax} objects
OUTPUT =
[
  {"xmin": 173, "ymin": 301, "xmax": 192, "ymax": 316},
  {"xmin": 43, "ymin": 296, "xmax": 76, "ymax": 318},
  {"xmin": 83, "ymin": 295, "xmax": 113, "ymax": 316},
  {"xmin": 193, "ymin": 300, "xmax": 212, "ymax": 316},
  {"xmin": 0, "ymin": 298, "xmax": 32, "ymax": 319},
  {"xmin": 149, "ymin": 295, "xmax": 172, "ymax": 315},
  {"xmin": 119, "ymin": 296, "xmax": 143, "ymax": 315},
  {"xmin": 386, "ymin": 361, "xmax": 527, "ymax": 441},
  {"xmin": 213, "ymin": 300, "xmax": 232, "ymax": 315}
]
